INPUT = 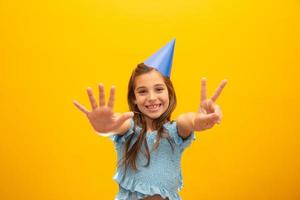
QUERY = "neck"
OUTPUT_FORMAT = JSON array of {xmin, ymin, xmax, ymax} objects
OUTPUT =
[{"xmin": 144, "ymin": 116, "xmax": 155, "ymax": 132}]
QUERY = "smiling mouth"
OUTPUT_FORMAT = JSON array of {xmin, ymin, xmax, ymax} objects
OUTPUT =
[{"xmin": 145, "ymin": 104, "xmax": 162, "ymax": 111}]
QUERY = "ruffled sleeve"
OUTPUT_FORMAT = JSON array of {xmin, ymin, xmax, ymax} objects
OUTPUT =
[
  {"xmin": 109, "ymin": 118, "xmax": 135, "ymax": 144},
  {"xmin": 178, "ymin": 132, "xmax": 195, "ymax": 150},
  {"xmin": 166, "ymin": 121, "xmax": 195, "ymax": 152}
]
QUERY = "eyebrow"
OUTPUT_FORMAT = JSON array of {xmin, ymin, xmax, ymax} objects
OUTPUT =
[{"xmin": 136, "ymin": 84, "xmax": 165, "ymax": 90}]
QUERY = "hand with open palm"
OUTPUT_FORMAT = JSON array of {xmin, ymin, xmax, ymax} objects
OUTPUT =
[
  {"xmin": 73, "ymin": 83, "xmax": 134, "ymax": 134},
  {"xmin": 193, "ymin": 78, "xmax": 227, "ymax": 131}
]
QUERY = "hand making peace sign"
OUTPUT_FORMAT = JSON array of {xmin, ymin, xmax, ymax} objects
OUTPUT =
[
  {"xmin": 73, "ymin": 83, "xmax": 134, "ymax": 133},
  {"xmin": 193, "ymin": 78, "xmax": 227, "ymax": 131}
]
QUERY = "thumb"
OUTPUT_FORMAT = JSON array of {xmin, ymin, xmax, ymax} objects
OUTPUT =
[
  {"xmin": 115, "ymin": 112, "xmax": 134, "ymax": 126},
  {"xmin": 204, "ymin": 113, "xmax": 219, "ymax": 123}
]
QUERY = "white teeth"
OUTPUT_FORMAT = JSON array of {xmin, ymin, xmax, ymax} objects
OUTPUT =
[{"xmin": 146, "ymin": 104, "xmax": 160, "ymax": 109}]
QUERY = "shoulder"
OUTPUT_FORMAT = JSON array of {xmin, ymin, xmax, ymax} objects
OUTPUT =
[
  {"xmin": 162, "ymin": 120, "xmax": 177, "ymax": 135},
  {"xmin": 163, "ymin": 120, "xmax": 191, "ymax": 140},
  {"xmin": 164, "ymin": 120, "xmax": 195, "ymax": 151}
]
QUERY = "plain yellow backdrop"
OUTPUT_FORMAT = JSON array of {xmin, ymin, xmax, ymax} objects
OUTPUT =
[{"xmin": 1, "ymin": 0, "xmax": 300, "ymax": 199}]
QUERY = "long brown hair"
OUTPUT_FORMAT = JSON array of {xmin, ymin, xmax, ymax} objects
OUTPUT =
[{"xmin": 122, "ymin": 63, "xmax": 177, "ymax": 171}]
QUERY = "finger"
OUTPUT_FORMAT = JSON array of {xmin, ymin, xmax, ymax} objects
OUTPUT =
[
  {"xmin": 200, "ymin": 114, "xmax": 218, "ymax": 129},
  {"xmin": 98, "ymin": 83, "xmax": 105, "ymax": 107},
  {"xmin": 107, "ymin": 85, "xmax": 115, "ymax": 109},
  {"xmin": 199, "ymin": 101, "xmax": 207, "ymax": 113},
  {"xmin": 214, "ymin": 105, "xmax": 222, "ymax": 118},
  {"xmin": 87, "ymin": 87, "xmax": 98, "ymax": 110},
  {"xmin": 207, "ymin": 100, "xmax": 215, "ymax": 113},
  {"xmin": 115, "ymin": 112, "xmax": 134, "ymax": 127},
  {"xmin": 73, "ymin": 100, "xmax": 89, "ymax": 115},
  {"xmin": 203, "ymin": 113, "xmax": 220, "ymax": 124},
  {"xmin": 211, "ymin": 79, "xmax": 227, "ymax": 102},
  {"xmin": 198, "ymin": 107, "xmax": 206, "ymax": 114},
  {"xmin": 199, "ymin": 99, "xmax": 214, "ymax": 113},
  {"xmin": 204, "ymin": 121, "xmax": 215, "ymax": 129},
  {"xmin": 201, "ymin": 77, "xmax": 207, "ymax": 103},
  {"xmin": 214, "ymin": 105, "xmax": 222, "ymax": 124}
]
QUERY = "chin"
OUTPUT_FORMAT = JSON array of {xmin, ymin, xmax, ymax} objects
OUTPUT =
[{"xmin": 145, "ymin": 112, "xmax": 164, "ymax": 120}]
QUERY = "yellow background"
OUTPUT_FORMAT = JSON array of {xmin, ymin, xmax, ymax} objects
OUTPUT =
[{"xmin": 1, "ymin": 0, "xmax": 300, "ymax": 199}]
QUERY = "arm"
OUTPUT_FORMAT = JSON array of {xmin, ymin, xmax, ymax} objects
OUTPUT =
[
  {"xmin": 177, "ymin": 112, "xmax": 196, "ymax": 139},
  {"xmin": 177, "ymin": 78, "xmax": 227, "ymax": 138}
]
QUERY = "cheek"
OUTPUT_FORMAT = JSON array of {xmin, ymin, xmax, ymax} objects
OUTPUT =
[
  {"xmin": 133, "ymin": 94, "xmax": 141, "ymax": 104},
  {"xmin": 165, "ymin": 99, "xmax": 170, "ymax": 107},
  {"xmin": 164, "ymin": 93, "xmax": 170, "ymax": 104},
  {"xmin": 135, "ymin": 96, "xmax": 144, "ymax": 105}
]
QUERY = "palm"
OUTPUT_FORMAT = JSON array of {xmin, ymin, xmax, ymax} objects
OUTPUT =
[
  {"xmin": 73, "ymin": 83, "xmax": 133, "ymax": 133},
  {"xmin": 87, "ymin": 106, "xmax": 116, "ymax": 133},
  {"xmin": 194, "ymin": 78, "xmax": 227, "ymax": 131}
]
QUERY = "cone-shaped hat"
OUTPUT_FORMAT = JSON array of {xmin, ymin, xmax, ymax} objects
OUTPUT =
[{"xmin": 144, "ymin": 39, "xmax": 175, "ymax": 77}]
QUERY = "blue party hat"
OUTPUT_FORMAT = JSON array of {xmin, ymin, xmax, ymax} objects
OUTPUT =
[{"xmin": 144, "ymin": 38, "xmax": 176, "ymax": 77}]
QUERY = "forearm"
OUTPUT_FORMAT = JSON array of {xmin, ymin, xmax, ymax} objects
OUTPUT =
[
  {"xmin": 177, "ymin": 110, "xmax": 220, "ymax": 138},
  {"xmin": 176, "ymin": 112, "xmax": 196, "ymax": 138}
]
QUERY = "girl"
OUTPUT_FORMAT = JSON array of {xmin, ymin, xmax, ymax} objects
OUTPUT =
[{"xmin": 73, "ymin": 41, "xmax": 227, "ymax": 200}]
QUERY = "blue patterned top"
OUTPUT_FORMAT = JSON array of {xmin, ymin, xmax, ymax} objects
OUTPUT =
[{"xmin": 110, "ymin": 119, "xmax": 195, "ymax": 200}]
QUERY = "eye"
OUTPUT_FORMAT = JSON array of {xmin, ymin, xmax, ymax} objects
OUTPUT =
[
  {"xmin": 156, "ymin": 88, "xmax": 164, "ymax": 92},
  {"xmin": 138, "ymin": 90, "xmax": 146, "ymax": 94}
]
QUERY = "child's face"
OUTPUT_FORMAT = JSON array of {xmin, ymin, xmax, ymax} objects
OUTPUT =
[{"xmin": 134, "ymin": 70, "xmax": 169, "ymax": 120}]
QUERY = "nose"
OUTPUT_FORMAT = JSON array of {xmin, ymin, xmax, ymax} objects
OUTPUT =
[{"xmin": 148, "ymin": 91, "xmax": 157, "ymax": 101}]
